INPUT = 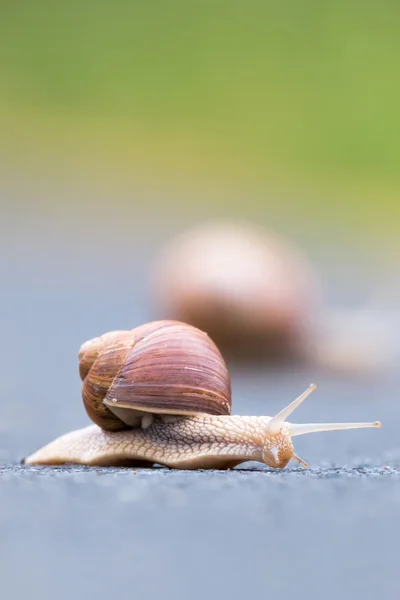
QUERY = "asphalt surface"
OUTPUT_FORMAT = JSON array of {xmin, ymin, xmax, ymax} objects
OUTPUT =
[
  {"xmin": 1, "ymin": 193, "xmax": 399, "ymax": 600},
  {"xmin": 2, "ymin": 461, "xmax": 399, "ymax": 600}
]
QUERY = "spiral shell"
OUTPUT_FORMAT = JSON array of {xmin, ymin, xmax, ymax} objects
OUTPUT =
[
  {"xmin": 152, "ymin": 221, "xmax": 319, "ymax": 359},
  {"xmin": 78, "ymin": 320, "xmax": 232, "ymax": 431}
]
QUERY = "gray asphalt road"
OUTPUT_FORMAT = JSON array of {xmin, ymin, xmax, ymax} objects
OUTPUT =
[
  {"xmin": 2, "ymin": 464, "xmax": 399, "ymax": 600},
  {"xmin": 2, "ymin": 364, "xmax": 398, "ymax": 600},
  {"xmin": 1, "ymin": 192, "xmax": 399, "ymax": 600}
]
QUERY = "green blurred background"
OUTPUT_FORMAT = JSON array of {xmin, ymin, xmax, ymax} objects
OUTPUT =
[{"xmin": 1, "ymin": 0, "xmax": 399, "ymax": 245}]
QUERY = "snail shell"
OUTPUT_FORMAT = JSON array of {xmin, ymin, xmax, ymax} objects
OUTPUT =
[
  {"xmin": 78, "ymin": 320, "xmax": 232, "ymax": 431},
  {"xmin": 152, "ymin": 221, "xmax": 319, "ymax": 360}
]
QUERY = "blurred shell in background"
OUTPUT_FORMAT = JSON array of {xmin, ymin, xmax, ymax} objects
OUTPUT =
[
  {"xmin": 151, "ymin": 220, "xmax": 397, "ymax": 375},
  {"xmin": 151, "ymin": 220, "xmax": 320, "ymax": 361}
]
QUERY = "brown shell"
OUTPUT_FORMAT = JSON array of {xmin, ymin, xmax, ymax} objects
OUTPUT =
[
  {"xmin": 152, "ymin": 221, "xmax": 319, "ymax": 361},
  {"xmin": 78, "ymin": 320, "xmax": 232, "ymax": 431}
]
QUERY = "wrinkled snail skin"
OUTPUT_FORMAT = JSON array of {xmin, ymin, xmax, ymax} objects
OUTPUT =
[
  {"xmin": 24, "ymin": 384, "xmax": 382, "ymax": 470},
  {"xmin": 24, "ymin": 417, "xmax": 276, "ymax": 469}
]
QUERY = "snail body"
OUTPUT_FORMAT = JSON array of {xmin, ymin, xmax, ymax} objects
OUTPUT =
[{"xmin": 25, "ymin": 320, "xmax": 381, "ymax": 470}]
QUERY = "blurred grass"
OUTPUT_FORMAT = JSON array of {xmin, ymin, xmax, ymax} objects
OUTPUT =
[{"xmin": 0, "ymin": 1, "xmax": 399, "ymax": 231}]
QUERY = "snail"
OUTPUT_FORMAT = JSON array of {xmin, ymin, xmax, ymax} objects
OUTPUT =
[
  {"xmin": 151, "ymin": 221, "xmax": 317, "ymax": 361},
  {"xmin": 151, "ymin": 220, "xmax": 393, "ymax": 373},
  {"xmin": 24, "ymin": 320, "xmax": 381, "ymax": 470}
]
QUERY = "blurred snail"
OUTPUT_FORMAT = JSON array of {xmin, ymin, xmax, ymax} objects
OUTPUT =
[
  {"xmin": 24, "ymin": 321, "xmax": 381, "ymax": 470},
  {"xmin": 151, "ymin": 221, "xmax": 317, "ymax": 361},
  {"xmin": 151, "ymin": 221, "xmax": 393, "ymax": 373}
]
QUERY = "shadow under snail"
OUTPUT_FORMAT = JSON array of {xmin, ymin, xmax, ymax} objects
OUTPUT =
[{"xmin": 24, "ymin": 320, "xmax": 382, "ymax": 470}]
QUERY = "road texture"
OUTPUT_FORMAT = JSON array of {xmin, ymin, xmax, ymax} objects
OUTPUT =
[
  {"xmin": 2, "ymin": 368, "xmax": 398, "ymax": 600},
  {"xmin": 1, "ymin": 196, "xmax": 399, "ymax": 600}
]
